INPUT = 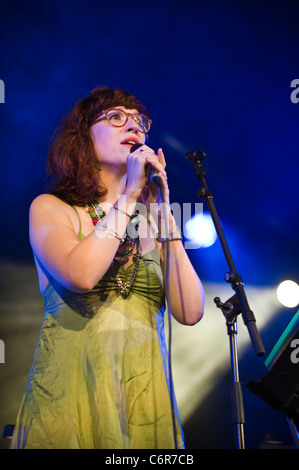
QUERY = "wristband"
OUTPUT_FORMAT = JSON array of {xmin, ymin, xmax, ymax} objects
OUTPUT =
[{"xmin": 156, "ymin": 227, "xmax": 182, "ymax": 243}]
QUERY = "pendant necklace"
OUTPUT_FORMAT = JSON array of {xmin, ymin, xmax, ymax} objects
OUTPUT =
[{"xmin": 85, "ymin": 200, "xmax": 141, "ymax": 296}]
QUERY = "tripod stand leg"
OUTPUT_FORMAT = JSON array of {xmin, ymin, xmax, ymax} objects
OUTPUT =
[
  {"xmin": 231, "ymin": 382, "xmax": 245, "ymax": 449},
  {"xmin": 228, "ymin": 319, "xmax": 246, "ymax": 449}
]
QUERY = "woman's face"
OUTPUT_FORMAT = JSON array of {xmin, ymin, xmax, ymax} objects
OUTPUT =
[{"xmin": 90, "ymin": 106, "xmax": 147, "ymax": 168}]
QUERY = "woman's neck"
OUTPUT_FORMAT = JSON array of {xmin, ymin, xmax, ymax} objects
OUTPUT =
[{"xmin": 98, "ymin": 166, "xmax": 127, "ymax": 207}]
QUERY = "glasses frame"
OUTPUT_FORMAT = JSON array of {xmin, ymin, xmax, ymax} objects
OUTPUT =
[{"xmin": 92, "ymin": 108, "xmax": 152, "ymax": 134}]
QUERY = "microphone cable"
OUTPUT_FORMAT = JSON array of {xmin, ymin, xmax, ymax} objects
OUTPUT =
[
  {"xmin": 160, "ymin": 186, "xmax": 178, "ymax": 451},
  {"xmin": 129, "ymin": 143, "xmax": 178, "ymax": 449}
]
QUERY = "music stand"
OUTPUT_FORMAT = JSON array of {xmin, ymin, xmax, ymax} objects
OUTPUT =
[{"xmin": 246, "ymin": 309, "xmax": 299, "ymax": 448}]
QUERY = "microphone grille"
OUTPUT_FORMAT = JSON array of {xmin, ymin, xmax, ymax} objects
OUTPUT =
[{"xmin": 130, "ymin": 143, "xmax": 143, "ymax": 153}]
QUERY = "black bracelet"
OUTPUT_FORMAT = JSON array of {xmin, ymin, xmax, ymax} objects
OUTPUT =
[{"xmin": 156, "ymin": 227, "xmax": 182, "ymax": 243}]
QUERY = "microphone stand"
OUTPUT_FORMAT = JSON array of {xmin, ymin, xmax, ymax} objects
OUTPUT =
[{"xmin": 186, "ymin": 150, "xmax": 265, "ymax": 449}]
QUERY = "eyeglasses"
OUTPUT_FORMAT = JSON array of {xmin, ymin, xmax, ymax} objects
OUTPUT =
[{"xmin": 93, "ymin": 108, "xmax": 152, "ymax": 133}]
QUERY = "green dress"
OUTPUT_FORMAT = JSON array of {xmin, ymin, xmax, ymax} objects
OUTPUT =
[{"xmin": 10, "ymin": 210, "xmax": 184, "ymax": 449}]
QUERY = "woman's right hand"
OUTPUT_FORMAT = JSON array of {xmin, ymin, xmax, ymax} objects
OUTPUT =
[
  {"xmin": 124, "ymin": 145, "xmax": 149, "ymax": 198},
  {"xmin": 125, "ymin": 145, "xmax": 167, "ymax": 198}
]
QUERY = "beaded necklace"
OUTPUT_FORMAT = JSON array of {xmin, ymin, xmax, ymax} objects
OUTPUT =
[{"xmin": 85, "ymin": 200, "xmax": 141, "ymax": 297}]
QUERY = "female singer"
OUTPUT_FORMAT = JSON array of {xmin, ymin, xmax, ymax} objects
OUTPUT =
[{"xmin": 11, "ymin": 86, "xmax": 204, "ymax": 449}]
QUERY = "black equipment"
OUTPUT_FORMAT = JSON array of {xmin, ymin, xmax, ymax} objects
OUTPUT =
[{"xmin": 246, "ymin": 309, "xmax": 299, "ymax": 448}]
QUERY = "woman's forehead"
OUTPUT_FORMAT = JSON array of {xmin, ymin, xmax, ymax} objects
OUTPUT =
[{"xmin": 104, "ymin": 105, "xmax": 140, "ymax": 113}]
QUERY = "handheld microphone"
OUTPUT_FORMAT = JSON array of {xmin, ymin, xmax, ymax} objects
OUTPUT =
[{"xmin": 130, "ymin": 143, "xmax": 162, "ymax": 186}]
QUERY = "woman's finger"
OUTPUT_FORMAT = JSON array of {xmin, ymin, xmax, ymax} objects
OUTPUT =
[
  {"xmin": 145, "ymin": 157, "xmax": 167, "ymax": 179},
  {"xmin": 157, "ymin": 148, "xmax": 166, "ymax": 169}
]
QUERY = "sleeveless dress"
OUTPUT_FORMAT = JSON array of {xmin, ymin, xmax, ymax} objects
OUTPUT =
[{"xmin": 10, "ymin": 208, "xmax": 184, "ymax": 449}]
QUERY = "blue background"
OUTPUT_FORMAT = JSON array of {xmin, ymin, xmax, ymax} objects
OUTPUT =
[{"xmin": 0, "ymin": 0, "xmax": 298, "ymax": 449}]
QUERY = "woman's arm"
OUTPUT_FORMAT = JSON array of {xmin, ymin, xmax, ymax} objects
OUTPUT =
[
  {"xmin": 141, "ymin": 148, "xmax": 204, "ymax": 326},
  {"xmin": 29, "ymin": 191, "xmax": 139, "ymax": 293},
  {"xmin": 160, "ymin": 234, "xmax": 205, "ymax": 326}
]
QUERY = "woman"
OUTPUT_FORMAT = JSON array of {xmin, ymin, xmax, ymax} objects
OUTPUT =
[{"xmin": 11, "ymin": 86, "xmax": 204, "ymax": 449}]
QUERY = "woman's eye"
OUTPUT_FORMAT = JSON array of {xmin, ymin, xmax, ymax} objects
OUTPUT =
[{"xmin": 109, "ymin": 112, "xmax": 122, "ymax": 121}]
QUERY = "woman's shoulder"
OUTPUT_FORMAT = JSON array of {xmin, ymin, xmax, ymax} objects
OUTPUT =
[
  {"xmin": 29, "ymin": 194, "xmax": 74, "ymax": 220},
  {"xmin": 30, "ymin": 193, "xmax": 70, "ymax": 210}
]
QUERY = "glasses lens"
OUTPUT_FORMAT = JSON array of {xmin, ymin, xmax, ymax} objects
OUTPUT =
[
  {"xmin": 106, "ymin": 109, "xmax": 127, "ymax": 127},
  {"xmin": 134, "ymin": 114, "xmax": 150, "ymax": 133},
  {"xmin": 103, "ymin": 109, "xmax": 151, "ymax": 133}
]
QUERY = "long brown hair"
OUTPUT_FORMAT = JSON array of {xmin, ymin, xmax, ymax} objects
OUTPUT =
[{"xmin": 46, "ymin": 86, "xmax": 150, "ymax": 206}]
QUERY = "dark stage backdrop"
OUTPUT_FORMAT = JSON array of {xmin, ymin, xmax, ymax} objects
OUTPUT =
[{"xmin": 0, "ymin": 0, "xmax": 298, "ymax": 449}]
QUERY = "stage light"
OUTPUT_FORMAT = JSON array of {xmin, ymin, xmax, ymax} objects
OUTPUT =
[
  {"xmin": 184, "ymin": 212, "xmax": 217, "ymax": 248},
  {"xmin": 276, "ymin": 280, "xmax": 299, "ymax": 308}
]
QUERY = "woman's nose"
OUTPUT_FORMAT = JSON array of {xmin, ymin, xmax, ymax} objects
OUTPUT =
[{"xmin": 125, "ymin": 116, "xmax": 140, "ymax": 133}]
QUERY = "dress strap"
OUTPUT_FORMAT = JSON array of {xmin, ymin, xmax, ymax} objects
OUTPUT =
[{"xmin": 71, "ymin": 206, "xmax": 85, "ymax": 241}]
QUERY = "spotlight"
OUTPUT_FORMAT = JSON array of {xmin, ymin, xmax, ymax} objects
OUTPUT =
[
  {"xmin": 276, "ymin": 280, "xmax": 299, "ymax": 308},
  {"xmin": 184, "ymin": 212, "xmax": 217, "ymax": 248}
]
